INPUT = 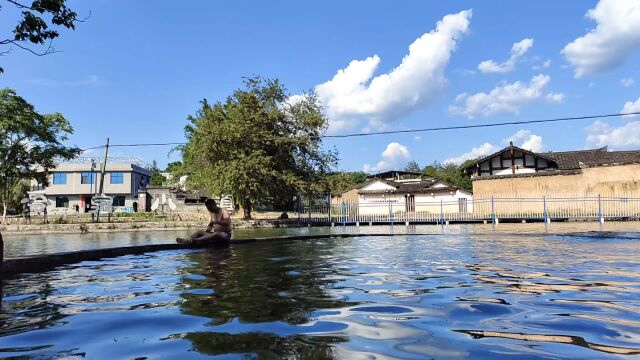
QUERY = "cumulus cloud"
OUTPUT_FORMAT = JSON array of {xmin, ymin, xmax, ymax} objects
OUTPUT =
[
  {"xmin": 562, "ymin": 0, "xmax": 640, "ymax": 78},
  {"xmin": 445, "ymin": 130, "xmax": 544, "ymax": 164},
  {"xmin": 444, "ymin": 143, "xmax": 498, "ymax": 164},
  {"xmin": 586, "ymin": 120, "xmax": 640, "ymax": 148},
  {"xmin": 310, "ymin": 10, "xmax": 472, "ymax": 133},
  {"xmin": 478, "ymin": 38, "xmax": 534, "ymax": 73},
  {"xmin": 505, "ymin": 129, "xmax": 544, "ymax": 152},
  {"xmin": 585, "ymin": 97, "xmax": 640, "ymax": 149},
  {"xmin": 449, "ymin": 74, "xmax": 563, "ymax": 118},
  {"xmin": 620, "ymin": 78, "xmax": 635, "ymax": 87},
  {"xmin": 622, "ymin": 96, "xmax": 640, "ymax": 115},
  {"xmin": 363, "ymin": 142, "xmax": 411, "ymax": 173}
]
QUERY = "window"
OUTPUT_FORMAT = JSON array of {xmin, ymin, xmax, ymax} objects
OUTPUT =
[
  {"xmin": 52, "ymin": 173, "xmax": 67, "ymax": 185},
  {"xmin": 81, "ymin": 172, "xmax": 95, "ymax": 184},
  {"xmin": 112, "ymin": 196, "xmax": 126, "ymax": 207},
  {"xmin": 111, "ymin": 172, "xmax": 124, "ymax": 184},
  {"xmin": 55, "ymin": 196, "xmax": 69, "ymax": 208}
]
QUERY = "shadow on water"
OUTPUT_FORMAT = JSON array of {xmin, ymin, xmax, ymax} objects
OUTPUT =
[{"xmin": 176, "ymin": 241, "xmax": 356, "ymax": 357}]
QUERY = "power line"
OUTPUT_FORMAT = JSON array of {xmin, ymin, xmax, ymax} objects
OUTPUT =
[
  {"xmin": 80, "ymin": 111, "xmax": 640, "ymax": 151},
  {"xmin": 324, "ymin": 111, "xmax": 640, "ymax": 138}
]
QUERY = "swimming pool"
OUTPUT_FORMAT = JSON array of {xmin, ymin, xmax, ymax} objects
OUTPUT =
[{"xmin": 2, "ymin": 232, "xmax": 640, "ymax": 358}]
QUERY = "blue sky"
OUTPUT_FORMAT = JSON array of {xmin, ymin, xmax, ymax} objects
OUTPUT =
[{"xmin": 2, "ymin": 0, "xmax": 640, "ymax": 171}]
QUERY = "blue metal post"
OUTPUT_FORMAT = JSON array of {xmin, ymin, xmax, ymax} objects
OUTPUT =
[
  {"xmin": 390, "ymin": 200, "xmax": 394, "ymax": 225},
  {"xmin": 598, "ymin": 194, "xmax": 604, "ymax": 223},
  {"xmin": 342, "ymin": 201, "xmax": 346, "ymax": 226},
  {"xmin": 440, "ymin": 199, "xmax": 444, "ymax": 225},
  {"xmin": 491, "ymin": 196, "xmax": 495, "ymax": 224},
  {"xmin": 543, "ymin": 196, "xmax": 548, "ymax": 223}
]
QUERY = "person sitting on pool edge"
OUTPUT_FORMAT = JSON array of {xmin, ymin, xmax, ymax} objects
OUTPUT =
[{"xmin": 177, "ymin": 198, "xmax": 232, "ymax": 246}]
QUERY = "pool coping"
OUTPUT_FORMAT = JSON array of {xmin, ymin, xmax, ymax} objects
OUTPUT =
[{"xmin": 1, "ymin": 233, "xmax": 395, "ymax": 276}]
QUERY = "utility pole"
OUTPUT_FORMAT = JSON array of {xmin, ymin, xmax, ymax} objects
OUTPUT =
[{"xmin": 96, "ymin": 138, "xmax": 110, "ymax": 222}]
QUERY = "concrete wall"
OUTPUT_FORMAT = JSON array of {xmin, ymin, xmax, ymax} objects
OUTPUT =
[
  {"xmin": 36, "ymin": 195, "xmax": 139, "ymax": 215},
  {"xmin": 472, "ymin": 164, "xmax": 640, "ymax": 198},
  {"xmin": 357, "ymin": 190, "xmax": 473, "ymax": 215}
]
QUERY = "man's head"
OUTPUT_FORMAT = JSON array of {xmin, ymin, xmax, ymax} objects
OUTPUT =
[{"xmin": 205, "ymin": 198, "xmax": 218, "ymax": 213}]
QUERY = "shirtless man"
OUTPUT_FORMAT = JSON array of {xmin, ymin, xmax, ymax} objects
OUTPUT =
[{"xmin": 177, "ymin": 198, "xmax": 232, "ymax": 245}]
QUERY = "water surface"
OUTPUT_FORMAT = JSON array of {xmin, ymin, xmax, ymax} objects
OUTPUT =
[{"xmin": 1, "ymin": 232, "xmax": 640, "ymax": 358}]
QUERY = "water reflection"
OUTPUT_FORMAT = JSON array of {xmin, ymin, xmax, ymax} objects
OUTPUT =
[
  {"xmin": 1, "ymin": 232, "xmax": 640, "ymax": 358},
  {"xmin": 176, "ymin": 242, "xmax": 355, "ymax": 356}
]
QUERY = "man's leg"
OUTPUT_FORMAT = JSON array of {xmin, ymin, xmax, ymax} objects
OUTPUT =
[
  {"xmin": 177, "ymin": 231, "xmax": 230, "ymax": 245},
  {"xmin": 176, "ymin": 229, "xmax": 207, "ymax": 243}
]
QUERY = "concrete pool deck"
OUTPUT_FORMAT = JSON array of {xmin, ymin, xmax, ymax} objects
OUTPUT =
[{"xmin": 1, "ymin": 233, "xmax": 396, "ymax": 275}]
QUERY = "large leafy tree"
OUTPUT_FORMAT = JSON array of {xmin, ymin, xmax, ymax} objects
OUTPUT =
[
  {"xmin": 404, "ymin": 160, "xmax": 421, "ymax": 173},
  {"xmin": 0, "ymin": 88, "xmax": 80, "ymax": 223},
  {"xmin": 180, "ymin": 77, "xmax": 337, "ymax": 219},
  {"xmin": 1, "ymin": 0, "xmax": 84, "ymax": 73},
  {"xmin": 325, "ymin": 171, "xmax": 368, "ymax": 196},
  {"xmin": 423, "ymin": 161, "xmax": 473, "ymax": 192}
]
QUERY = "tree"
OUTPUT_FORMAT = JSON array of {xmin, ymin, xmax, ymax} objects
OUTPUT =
[
  {"xmin": 0, "ymin": 88, "xmax": 80, "ymax": 223},
  {"xmin": 180, "ymin": 77, "xmax": 337, "ymax": 219},
  {"xmin": 165, "ymin": 161, "xmax": 183, "ymax": 175},
  {"xmin": 149, "ymin": 160, "xmax": 165, "ymax": 187},
  {"xmin": 1, "ymin": 0, "xmax": 84, "ymax": 74},
  {"xmin": 325, "ymin": 171, "xmax": 368, "ymax": 196},
  {"xmin": 404, "ymin": 160, "xmax": 421, "ymax": 173},
  {"xmin": 422, "ymin": 161, "xmax": 472, "ymax": 192}
]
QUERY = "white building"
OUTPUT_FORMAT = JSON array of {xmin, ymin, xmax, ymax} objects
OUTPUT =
[
  {"xmin": 353, "ymin": 171, "xmax": 473, "ymax": 216},
  {"xmin": 29, "ymin": 157, "xmax": 151, "ymax": 214}
]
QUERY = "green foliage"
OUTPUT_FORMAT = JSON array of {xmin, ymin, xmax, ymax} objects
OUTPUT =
[
  {"xmin": 149, "ymin": 160, "xmax": 165, "ymax": 186},
  {"xmin": 325, "ymin": 171, "xmax": 368, "ymax": 195},
  {"xmin": 422, "ymin": 161, "xmax": 473, "ymax": 192},
  {"xmin": 1, "ymin": 0, "xmax": 82, "ymax": 73},
  {"xmin": 180, "ymin": 76, "xmax": 337, "ymax": 219},
  {"xmin": 0, "ymin": 88, "xmax": 80, "ymax": 222},
  {"xmin": 404, "ymin": 160, "xmax": 421, "ymax": 173},
  {"xmin": 165, "ymin": 161, "xmax": 183, "ymax": 175}
]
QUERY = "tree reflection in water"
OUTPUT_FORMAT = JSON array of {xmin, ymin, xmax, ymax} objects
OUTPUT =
[{"xmin": 177, "ymin": 239, "xmax": 356, "ymax": 357}]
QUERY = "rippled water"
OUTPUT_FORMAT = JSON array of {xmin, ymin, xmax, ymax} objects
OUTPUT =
[{"xmin": 2, "ymin": 233, "xmax": 640, "ymax": 359}]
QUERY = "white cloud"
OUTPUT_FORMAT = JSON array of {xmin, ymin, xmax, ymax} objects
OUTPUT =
[
  {"xmin": 26, "ymin": 75, "xmax": 106, "ymax": 87},
  {"xmin": 414, "ymin": 135, "xmax": 422, "ymax": 141},
  {"xmin": 363, "ymin": 142, "xmax": 411, "ymax": 173},
  {"xmin": 585, "ymin": 97, "xmax": 640, "ymax": 148},
  {"xmin": 620, "ymin": 78, "xmax": 635, "ymax": 87},
  {"xmin": 622, "ymin": 96, "xmax": 640, "ymax": 116},
  {"xmin": 310, "ymin": 10, "xmax": 472, "ymax": 133},
  {"xmin": 65, "ymin": 75, "xmax": 105, "ymax": 87},
  {"xmin": 478, "ymin": 38, "xmax": 534, "ymax": 73},
  {"xmin": 444, "ymin": 143, "xmax": 498, "ymax": 164},
  {"xmin": 532, "ymin": 59, "xmax": 552, "ymax": 70},
  {"xmin": 586, "ymin": 120, "xmax": 640, "ymax": 148},
  {"xmin": 562, "ymin": 0, "xmax": 640, "ymax": 78},
  {"xmin": 445, "ymin": 130, "xmax": 544, "ymax": 164},
  {"xmin": 545, "ymin": 93, "xmax": 565, "ymax": 103},
  {"xmin": 449, "ymin": 74, "xmax": 563, "ymax": 118},
  {"xmin": 505, "ymin": 130, "xmax": 544, "ymax": 152}
]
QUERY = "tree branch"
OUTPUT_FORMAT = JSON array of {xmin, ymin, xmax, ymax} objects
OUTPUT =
[{"xmin": 3, "ymin": 39, "xmax": 58, "ymax": 56}]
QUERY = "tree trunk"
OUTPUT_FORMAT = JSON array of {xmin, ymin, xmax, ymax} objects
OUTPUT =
[
  {"xmin": 2, "ymin": 199, "xmax": 7, "ymax": 225},
  {"xmin": 242, "ymin": 198, "xmax": 252, "ymax": 220},
  {"xmin": 1, "ymin": 197, "xmax": 6, "ymax": 225}
]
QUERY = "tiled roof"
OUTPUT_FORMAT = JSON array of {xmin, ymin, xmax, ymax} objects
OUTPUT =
[
  {"xmin": 544, "ymin": 147, "xmax": 640, "ymax": 170},
  {"xmin": 358, "ymin": 179, "xmax": 460, "ymax": 194}
]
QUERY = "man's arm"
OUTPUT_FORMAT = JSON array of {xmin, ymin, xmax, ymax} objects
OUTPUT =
[{"xmin": 205, "ymin": 220, "xmax": 215, "ymax": 232}]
